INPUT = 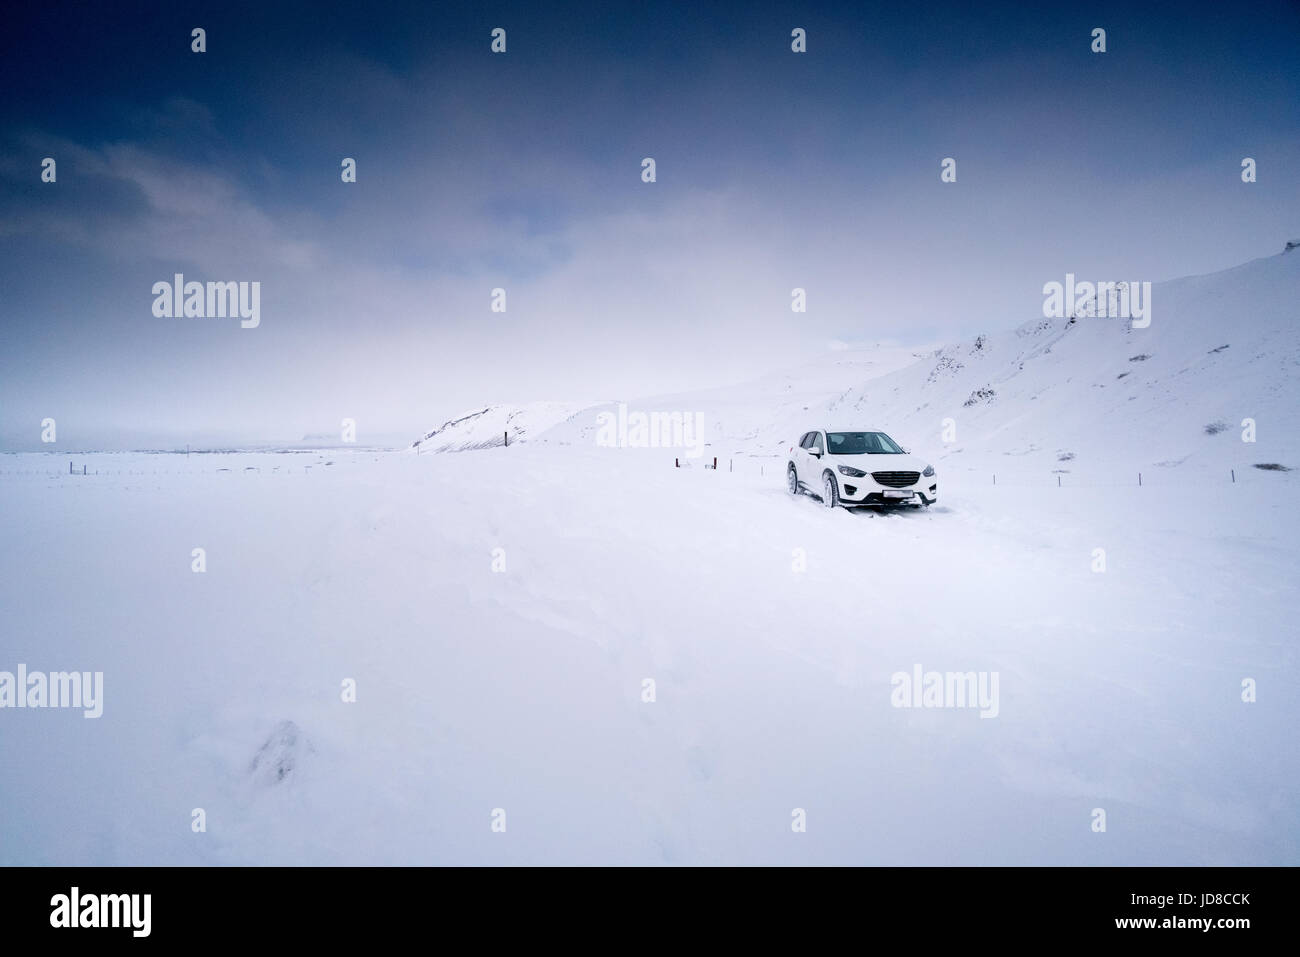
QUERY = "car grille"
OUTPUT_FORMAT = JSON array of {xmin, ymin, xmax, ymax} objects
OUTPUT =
[{"xmin": 873, "ymin": 471, "xmax": 920, "ymax": 488}]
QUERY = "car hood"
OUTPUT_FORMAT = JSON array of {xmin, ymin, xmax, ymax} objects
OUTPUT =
[{"xmin": 828, "ymin": 452, "xmax": 929, "ymax": 474}]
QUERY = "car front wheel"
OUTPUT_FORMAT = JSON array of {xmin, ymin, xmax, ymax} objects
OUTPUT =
[{"xmin": 822, "ymin": 472, "xmax": 840, "ymax": 508}]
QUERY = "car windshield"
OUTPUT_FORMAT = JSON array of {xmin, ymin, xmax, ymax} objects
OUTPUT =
[{"xmin": 826, "ymin": 431, "xmax": 904, "ymax": 455}]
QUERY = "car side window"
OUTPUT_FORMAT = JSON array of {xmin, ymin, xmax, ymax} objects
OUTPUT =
[
  {"xmin": 810, "ymin": 433, "xmax": 824, "ymax": 454},
  {"xmin": 799, "ymin": 433, "xmax": 812, "ymax": 449}
]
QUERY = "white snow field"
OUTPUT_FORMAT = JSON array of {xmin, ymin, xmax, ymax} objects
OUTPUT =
[{"xmin": 0, "ymin": 249, "xmax": 1296, "ymax": 865}]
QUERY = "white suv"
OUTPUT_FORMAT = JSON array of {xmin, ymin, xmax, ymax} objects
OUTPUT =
[{"xmin": 787, "ymin": 430, "xmax": 937, "ymax": 508}]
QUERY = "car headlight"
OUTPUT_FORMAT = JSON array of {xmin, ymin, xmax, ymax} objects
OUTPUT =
[
  {"xmin": 837, "ymin": 465, "xmax": 867, "ymax": 477},
  {"xmin": 922, "ymin": 464, "xmax": 935, "ymax": 477}
]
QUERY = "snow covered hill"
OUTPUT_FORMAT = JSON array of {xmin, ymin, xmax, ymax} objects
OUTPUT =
[
  {"xmin": 505, "ymin": 247, "xmax": 1298, "ymax": 484},
  {"xmin": 410, "ymin": 401, "xmax": 590, "ymax": 453},
  {"xmin": 409, "ymin": 347, "xmax": 927, "ymax": 456},
  {"xmin": 818, "ymin": 247, "xmax": 1300, "ymax": 480}
]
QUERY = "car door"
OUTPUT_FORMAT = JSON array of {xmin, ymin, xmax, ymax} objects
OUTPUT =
[
  {"xmin": 789, "ymin": 432, "xmax": 807, "ymax": 486},
  {"xmin": 806, "ymin": 431, "xmax": 826, "ymax": 485}
]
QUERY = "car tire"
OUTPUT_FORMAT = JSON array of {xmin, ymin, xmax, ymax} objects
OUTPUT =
[
  {"xmin": 822, "ymin": 471, "xmax": 840, "ymax": 508},
  {"xmin": 787, "ymin": 464, "xmax": 799, "ymax": 495}
]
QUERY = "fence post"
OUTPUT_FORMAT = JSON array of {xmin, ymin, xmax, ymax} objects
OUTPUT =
[
  {"xmin": 1231, "ymin": 469, "xmax": 1235, "ymax": 483},
  {"xmin": 1138, "ymin": 472, "xmax": 1142, "ymax": 486}
]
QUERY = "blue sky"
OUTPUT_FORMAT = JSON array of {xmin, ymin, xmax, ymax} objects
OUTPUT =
[{"xmin": 1, "ymin": 0, "xmax": 1297, "ymax": 448}]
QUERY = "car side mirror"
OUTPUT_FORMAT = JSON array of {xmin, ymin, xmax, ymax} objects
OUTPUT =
[{"xmin": 810, "ymin": 449, "xmax": 822, "ymax": 457}]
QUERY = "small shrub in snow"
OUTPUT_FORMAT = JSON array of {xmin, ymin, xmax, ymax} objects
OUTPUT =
[
  {"xmin": 927, "ymin": 354, "xmax": 964, "ymax": 383},
  {"xmin": 1253, "ymin": 463, "xmax": 1292, "ymax": 471},
  {"xmin": 1204, "ymin": 422, "xmax": 1229, "ymax": 435},
  {"xmin": 249, "ymin": 720, "xmax": 313, "ymax": 786}
]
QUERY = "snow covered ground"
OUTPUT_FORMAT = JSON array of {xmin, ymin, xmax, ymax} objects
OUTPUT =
[
  {"xmin": 0, "ymin": 442, "xmax": 1295, "ymax": 865},
  {"xmin": 1, "ymin": 249, "xmax": 1295, "ymax": 865}
]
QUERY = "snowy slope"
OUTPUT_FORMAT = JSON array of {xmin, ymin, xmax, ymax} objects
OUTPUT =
[
  {"xmin": 821, "ymin": 248, "xmax": 1300, "ymax": 479},
  {"xmin": 523, "ymin": 248, "xmax": 1299, "ymax": 484},
  {"xmin": 410, "ymin": 401, "xmax": 590, "ymax": 452},
  {"xmin": 410, "ymin": 347, "xmax": 926, "ymax": 458}
]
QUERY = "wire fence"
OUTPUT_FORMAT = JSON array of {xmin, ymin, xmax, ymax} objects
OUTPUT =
[
  {"xmin": 1, "ymin": 453, "xmax": 1293, "ymax": 490},
  {"xmin": 678, "ymin": 456, "xmax": 1294, "ymax": 489}
]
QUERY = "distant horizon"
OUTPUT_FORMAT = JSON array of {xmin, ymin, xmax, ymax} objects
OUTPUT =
[{"xmin": 2, "ymin": 242, "xmax": 1293, "ymax": 452}]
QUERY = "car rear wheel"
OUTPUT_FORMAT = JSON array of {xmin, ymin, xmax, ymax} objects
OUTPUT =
[
  {"xmin": 787, "ymin": 464, "xmax": 799, "ymax": 495},
  {"xmin": 822, "ymin": 472, "xmax": 840, "ymax": 508}
]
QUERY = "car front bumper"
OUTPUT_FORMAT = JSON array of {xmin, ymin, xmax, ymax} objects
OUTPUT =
[{"xmin": 838, "ymin": 478, "xmax": 938, "ymax": 505}]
